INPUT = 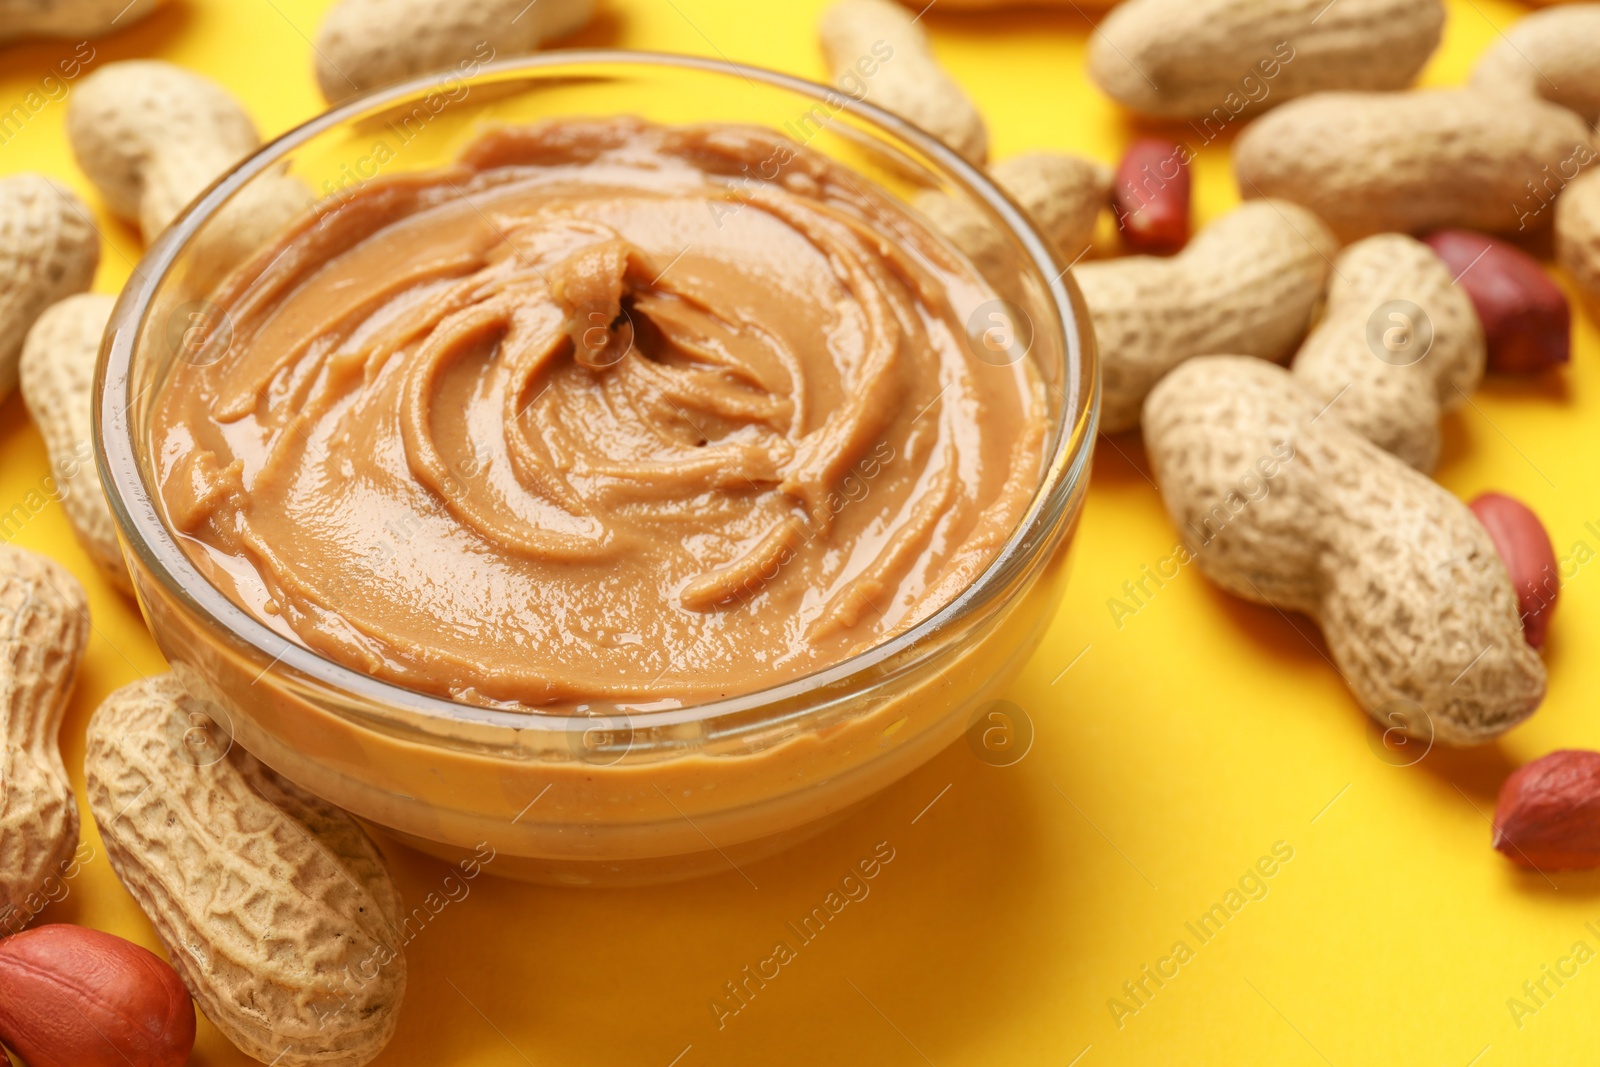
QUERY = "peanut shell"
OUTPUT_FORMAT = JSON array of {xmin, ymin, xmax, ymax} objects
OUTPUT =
[
  {"xmin": 86, "ymin": 674, "xmax": 406, "ymax": 1067},
  {"xmin": 820, "ymin": 0, "xmax": 989, "ymax": 165},
  {"xmin": 66, "ymin": 61, "xmax": 261, "ymax": 242},
  {"xmin": 1076, "ymin": 199, "xmax": 1337, "ymax": 433},
  {"xmin": 1471, "ymin": 5, "xmax": 1600, "ymax": 124},
  {"xmin": 1090, "ymin": 0, "xmax": 1443, "ymax": 120},
  {"xmin": 916, "ymin": 151, "xmax": 1111, "ymax": 269},
  {"xmin": 1234, "ymin": 90, "xmax": 1595, "ymax": 239},
  {"xmin": 20, "ymin": 293, "xmax": 130, "ymax": 594},
  {"xmin": 0, "ymin": 546, "xmax": 88, "ymax": 933},
  {"xmin": 1143, "ymin": 356, "xmax": 1545, "ymax": 745},
  {"xmin": 314, "ymin": 0, "xmax": 595, "ymax": 104},
  {"xmin": 1557, "ymin": 167, "xmax": 1600, "ymax": 309},
  {"xmin": 1291, "ymin": 233, "xmax": 1484, "ymax": 472},
  {"xmin": 0, "ymin": 174, "xmax": 99, "ymax": 403},
  {"xmin": 0, "ymin": 0, "xmax": 166, "ymax": 42}
]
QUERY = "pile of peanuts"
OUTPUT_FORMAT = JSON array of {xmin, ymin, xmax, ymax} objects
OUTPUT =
[
  {"xmin": 821, "ymin": 0, "xmax": 1600, "ymax": 865},
  {"xmin": 825, "ymin": 4, "xmax": 1587, "ymax": 729},
  {"xmin": 0, "ymin": 0, "xmax": 1597, "ymax": 1062}
]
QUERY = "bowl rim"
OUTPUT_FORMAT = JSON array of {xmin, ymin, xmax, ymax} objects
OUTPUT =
[{"xmin": 95, "ymin": 48, "xmax": 1100, "ymax": 736}]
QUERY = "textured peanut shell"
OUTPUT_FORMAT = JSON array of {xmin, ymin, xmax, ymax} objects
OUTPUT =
[
  {"xmin": 1558, "ymin": 168, "xmax": 1600, "ymax": 308},
  {"xmin": 0, "ymin": 0, "xmax": 165, "ymax": 41},
  {"xmin": 20, "ymin": 294, "xmax": 131, "ymax": 595},
  {"xmin": 0, "ymin": 175, "xmax": 99, "ymax": 403},
  {"xmin": 86, "ymin": 675, "xmax": 406, "ymax": 1067},
  {"xmin": 66, "ymin": 61, "xmax": 261, "ymax": 242},
  {"xmin": 820, "ymin": 0, "xmax": 989, "ymax": 165},
  {"xmin": 314, "ymin": 0, "xmax": 595, "ymax": 104},
  {"xmin": 1075, "ymin": 199, "xmax": 1337, "ymax": 433},
  {"xmin": 1471, "ymin": 5, "xmax": 1600, "ymax": 124},
  {"xmin": 994, "ymin": 152, "xmax": 1112, "ymax": 261},
  {"xmin": 1291, "ymin": 234, "xmax": 1484, "ymax": 472},
  {"xmin": 0, "ymin": 546, "xmax": 87, "ymax": 933},
  {"xmin": 1234, "ymin": 90, "xmax": 1595, "ymax": 239},
  {"xmin": 1143, "ymin": 356, "xmax": 1545, "ymax": 744},
  {"xmin": 1090, "ymin": 0, "xmax": 1443, "ymax": 119},
  {"xmin": 915, "ymin": 151, "xmax": 1111, "ymax": 269}
]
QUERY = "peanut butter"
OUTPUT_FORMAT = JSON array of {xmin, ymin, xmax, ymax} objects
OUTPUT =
[{"xmin": 151, "ymin": 119, "xmax": 1046, "ymax": 709}]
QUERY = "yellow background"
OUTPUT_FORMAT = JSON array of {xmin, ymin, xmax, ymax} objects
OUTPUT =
[{"xmin": 2, "ymin": 0, "xmax": 1597, "ymax": 1063}]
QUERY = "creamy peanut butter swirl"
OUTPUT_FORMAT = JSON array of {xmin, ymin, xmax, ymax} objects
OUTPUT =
[{"xmin": 153, "ymin": 120, "xmax": 1046, "ymax": 708}]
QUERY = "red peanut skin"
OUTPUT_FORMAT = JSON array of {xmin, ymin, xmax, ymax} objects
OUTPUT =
[
  {"xmin": 1494, "ymin": 750, "xmax": 1600, "ymax": 870},
  {"xmin": 1112, "ymin": 139, "xmax": 1190, "ymax": 254},
  {"xmin": 1470, "ymin": 492, "xmax": 1559, "ymax": 649},
  {"xmin": 1423, "ymin": 230, "xmax": 1570, "ymax": 374},
  {"xmin": 0, "ymin": 925, "xmax": 194, "ymax": 1067}
]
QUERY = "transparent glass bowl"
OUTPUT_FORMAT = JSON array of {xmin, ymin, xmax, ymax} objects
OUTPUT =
[{"xmin": 96, "ymin": 52, "xmax": 1098, "ymax": 886}]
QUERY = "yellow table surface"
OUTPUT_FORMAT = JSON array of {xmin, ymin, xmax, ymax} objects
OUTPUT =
[{"xmin": 3, "ymin": 1, "xmax": 1597, "ymax": 1063}]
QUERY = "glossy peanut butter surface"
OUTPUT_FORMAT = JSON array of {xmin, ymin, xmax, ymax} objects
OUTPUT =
[{"xmin": 151, "ymin": 119, "xmax": 1045, "ymax": 709}]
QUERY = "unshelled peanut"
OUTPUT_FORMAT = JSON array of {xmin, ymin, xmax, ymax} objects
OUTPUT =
[
  {"xmin": 68, "ymin": 61, "xmax": 256, "ymax": 240},
  {"xmin": 1090, "ymin": 0, "xmax": 1443, "ymax": 120},
  {"xmin": 314, "ymin": 0, "xmax": 594, "ymax": 104},
  {"xmin": 86, "ymin": 674, "xmax": 406, "ymax": 1067},
  {"xmin": 1471, "ymin": 5, "xmax": 1600, "ymax": 124},
  {"xmin": 1556, "ymin": 168, "xmax": 1600, "ymax": 310},
  {"xmin": 994, "ymin": 153, "xmax": 1112, "ymax": 261},
  {"xmin": 1291, "ymin": 234, "xmax": 1483, "ymax": 472},
  {"xmin": 0, "ymin": 924, "xmax": 194, "ymax": 1067},
  {"xmin": 821, "ymin": 0, "xmax": 988, "ymax": 165},
  {"xmin": 0, "ymin": 546, "xmax": 87, "ymax": 933},
  {"xmin": 1076, "ymin": 200, "xmax": 1336, "ymax": 433},
  {"xmin": 20, "ymin": 294, "xmax": 129, "ymax": 594},
  {"xmin": 916, "ymin": 151, "xmax": 1111, "ymax": 269},
  {"xmin": 1234, "ymin": 90, "xmax": 1595, "ymax": 238},
  {"xmin": 0, "ymin": 175, "xmax": 98, "ymax": 404},
  {"xmin": 0, "ymin": 0, "xmax": 165, "ymax": 42},
  {"xmin": 66, "ymin": 60, "xmax": 306, "ymax": 262},
  {"xmin": 1143, "ymin": 357, "xmax": 1545, "ymax": 745}
]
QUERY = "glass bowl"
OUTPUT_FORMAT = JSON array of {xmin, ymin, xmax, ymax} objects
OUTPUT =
[{"xmin": 96, "ymin": 51, "xmax": 1098, "ymax": 886}]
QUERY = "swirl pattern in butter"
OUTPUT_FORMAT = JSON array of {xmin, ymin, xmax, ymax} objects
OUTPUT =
[{"xmin": 152, "ymin": 120, "xmax": 1046, "ymax": 708}]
